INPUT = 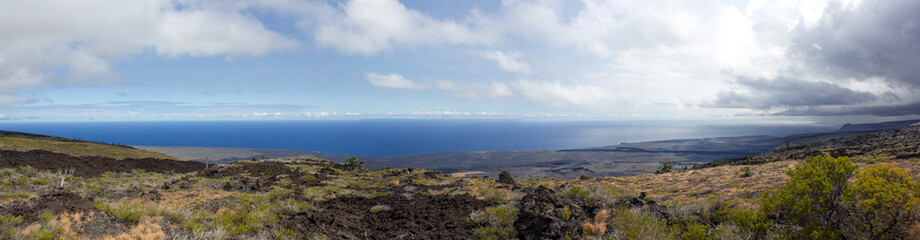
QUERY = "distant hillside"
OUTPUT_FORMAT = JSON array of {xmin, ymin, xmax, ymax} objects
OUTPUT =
[
  {"xmin": 0, "ymin": 130, "xmax": 174, "ymax": 160},
  {"xmin": 134, "ymin": 146, "xmax": 356, "ymax": 164},
  {"xmin": 707, "ymin": 122, "xmax": 920, "ymax": 166},
  {"xmin": 837, "ymin": 119, "xmax": 920, "ymax": 132}
]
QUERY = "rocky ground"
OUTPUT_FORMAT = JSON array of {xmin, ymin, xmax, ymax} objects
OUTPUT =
[{"xmin": 1, "ymin": 124, "xmax": 919, "ymax": 239}]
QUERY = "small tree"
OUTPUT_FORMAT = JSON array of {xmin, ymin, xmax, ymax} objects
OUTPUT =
[
  {"xmin": 843, "ymin": 164, "xmax": 920, "ymax": 239},
  {"xmin": 346, "ymin": 156, "xmax": 357, "ymax": 165},
  {"xmin": 760, "ymin": 155, "xmax": 856, "ymax": 239},
  {"xmin": 655, "ymin": 161, "xmax": 673, "ymax": 174}
]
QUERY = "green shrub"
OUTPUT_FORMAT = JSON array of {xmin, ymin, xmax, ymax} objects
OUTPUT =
[
  {"xmin": 740, "ymin": 167, "xmax": 752, "ymax": 178},
  {"xmin": 727, "ymin": 207, "xmax": 770, "ymax": 238},
  {"xmin": 474, "ymin": 226, "xmax": 514, "ymax": 240},
  {"xmin": 610, "ymin": 208, "xmax": 672, "ymax": 240},
  {"xmin": 274, "ymin": 227, "xmax": 298, "ymax": 239},
  {"xmin": 760, "ymin": 155, "xmax": 855, "ymax": 239},
  {"xmin": 25, "ymin": 226, "xmax": 62, "ymax": 240},
  {"xmin": 0, "ymin": 214, "xmax": 23, "ymax": 238},
  {"xmin": 678, "ymin": 222, "xmax": 714, "ymax": 240},
  {"xmin": 655, "ymin": 161, "xmax": 674, "ymax": 174},
  {"xmin": 558, "ymin": 185, "xmax": 590, "ymax": 201},
  {"xmin": 369, "ymin": 204, "xmax": 392, "ymax": 214},
  {"xmin": 469, "ymin": 204, "xmax": 518, "ymax": 240},
  {"xmin": 842, "ymin": 164, "xmax": 920, "ymax": 239}
]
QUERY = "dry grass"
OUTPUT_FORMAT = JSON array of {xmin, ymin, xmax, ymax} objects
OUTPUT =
[
  {"xmin": 583, "ymin": 209, "xmax": 611, "ymax": 235},
  {"xmin": 598, "ymin": 160, "xmax": 798, "ymax": 208},
  {"xmin": 156, "ymin": 189, "xmax": 231, "ymax": 206},
  {"xmin": 450, "ymin": 171, "xmax": 487, "ymax": 177},
  {"xmin": 104, "ymin": 216, "xmax": 166, "ymax": 240},
  {"xmin": 0, "ymin": 198, "xmax": 28, "ymax": 207},
  {"xmin": 20, "ymin": 211, "xmax": 96, "ymax": 239}
]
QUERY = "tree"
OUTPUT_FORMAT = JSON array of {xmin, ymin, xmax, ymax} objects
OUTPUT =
[
  {"xmin": 655, "ymin": 161, "xmax": 673, "ymax": 174},
  {"xmin": 843, "ymin": 164, "xmax": 920, "ymax": 239},
  {"xmin": 760, "ymin": 155, "xmax": 856, "ymax": 239},
  {"xmin": 346, "ymin": 156, "xmax": 357, "ymax": 165}
]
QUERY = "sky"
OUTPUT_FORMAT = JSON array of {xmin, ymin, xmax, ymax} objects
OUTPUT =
[{"xmin": 1, "ymin": 0, "xmax": 919, "ymax": 124}]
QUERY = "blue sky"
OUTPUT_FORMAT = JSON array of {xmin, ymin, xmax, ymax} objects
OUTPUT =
[{"xmin": 1, "ymin": 0, "xmax": 919, "ymax": 124}]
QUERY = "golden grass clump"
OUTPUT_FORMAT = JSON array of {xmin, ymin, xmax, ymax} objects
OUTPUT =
[
  {"xmin": 20, "ymin": 211, "xmax": 93, "ymax": 239},
  {"xmin": 104, "ymin": 216, "xmax": 166, "ymax": 240},
  {"xmin": 583, "ymin": 209, "xmax": 611, "ymax": 235}
]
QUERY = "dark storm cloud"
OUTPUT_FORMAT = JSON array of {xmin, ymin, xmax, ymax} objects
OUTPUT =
[
  {"xmin": 791, "ymin": 0, "xmax": 920, "ymax": 87},
  {"xmin": 774, "ymin": 101, "xmax": 920, "ymax": 117},
  {"xmin": 712, "ymin": 0, "xmax": 920, "ymax": 116},
  {"xmin": 712, "ymin": 76, "xmax": 879, "ymax": 109}
]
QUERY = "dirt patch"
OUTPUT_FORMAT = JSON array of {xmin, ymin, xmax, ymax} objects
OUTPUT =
[
  {"xmin": 198, "ymin": 161, "xmax": 323, "ymax": 192},
  {"xmin": 0, "ymin": 149, "xmax": 205, "ymax": 177},
  {"xmin": 0, "ymin": 191, "xmax": 96, "ymax": 225},
  {"xmin": 283, "ymin": 190, "xmax": 497, "ymax": 239}
]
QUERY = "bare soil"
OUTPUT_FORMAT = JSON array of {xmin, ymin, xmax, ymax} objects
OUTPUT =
[
  {"xmin": 198, "ymin": 161, "xmax": 324, "ymax": 192},
  {"xmin": 0, "ymin": 149, "xmax": 205, "ymax": 177},
  {"xmin": 0, "ymin": 191, "xmax": 95, "ymax": 224},
  {"xmin": 283, "ymin": 189, "xmax": 498, "ymax": 239}
]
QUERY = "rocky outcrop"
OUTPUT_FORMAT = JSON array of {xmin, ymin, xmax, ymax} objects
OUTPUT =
[
  {"xmin": 514, "ymin": 186, "xmax": 589, "ymax": 239},
  {"xmin": 497, "ymin": 171, "xmax": 515, "ymax": 185}
]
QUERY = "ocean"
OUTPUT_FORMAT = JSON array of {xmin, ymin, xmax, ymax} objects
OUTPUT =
[{"xmin": 0, "ymin": 120, "xmax": 834, "ymax": 157}]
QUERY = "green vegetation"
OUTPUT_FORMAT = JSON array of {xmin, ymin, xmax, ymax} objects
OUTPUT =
[
  {"xmin": 760, "ymin": 155, "xmax": 856, "ymax": 238},
  {"xmin": 610, "ymin": 207, "xmax": 671, "ymax": 239},
  {"xmin": 2, "ymin": 125, "xmax": 920, "ymax": 239},
  {"xmin": 369, "ymin": 204, "xmax": 392, "ymax": 214},
  {"xmin": 760, "ymin": 155, "xmax": 920, "ymax": 239},
  {"xmin": 844, "ymin": 164, "xmax": 920, "ymax": 239},
  {"xmin": 656, "ymin": 161, "xmax": 674, "ymax": 174},
  {"xmin": 469, "ymin": 204, "xmax": 518, "ymax": 240},
  {"xmin": 0, "ymin": 214, "xmax": 23, "ymax": 238},
  {"xmin": 0, "ymin": 136, "xmax": 173, "ymax": 160}
]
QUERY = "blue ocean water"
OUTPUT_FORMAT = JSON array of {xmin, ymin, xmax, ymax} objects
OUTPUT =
[{"xmin": 0, "ymin": 120, "xmax": 834, "ymax": 157}]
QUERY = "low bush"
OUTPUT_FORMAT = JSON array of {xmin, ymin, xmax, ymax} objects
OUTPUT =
[
  {"xmin": 610, "ymin": 208, "xmax": 672, "ymax": 240},
  {"xmin": 469, "ymin": 204, "xmax": 519, "ymax": 240},
  {"xmin": 843, "ymin": 164, "xmax": 920, "ymax": 239},
  {"xmin": 0, "ymin": 214, "xmax": 23, "ymax": 238},
  {"xmin": 760, "ymin": 155, "xmax": 920, "ymax": 239}
]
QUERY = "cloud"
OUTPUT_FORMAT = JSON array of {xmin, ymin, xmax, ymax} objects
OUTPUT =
[
  {"xmin": 4, "ymin": 0, "xmax": 919, "ymax": 119},
  {"xmin": 704, "ymin": 0, "xmax": 920, "ymax": 116},
  {"xmin": 711, "ymin": 76, "xmax": 881, "ymax": 109},
  {"xmin": 788, "ymin": 0, "xmax": 920, "ymax": 87},
  {"xmin": 0, "ymin": 101, "xmax": 315, "ymax": 121},
  {"xmin": 366, "ymin": 73, "xmax": 425, "ymax": 89},
  {"xmin": 436, "ymin": 80, "xmax": 514, "ymax": 99},
  {"xmin": 514, "ymin": 79, "xmax": 620, "ymax": 109},
  {"xmin": 0, "ymin": 94, "xmax": 33, "ymax": 106},
  {"xmin": 312, "ymin": 0, "xmax": 493, "ymax": 55},
  {"xmin": 0, "ymin": 0, "xmax": 297, "ymax": 105},
  {"xmin": 366, "ymin": 72, "xmax": 512, "ymax": 99},
  {"xmin": 480, "ymin": 51, "xmax": 532, "ymax": 74},
  {"xmin": 772, "ymin": 101, "xmax": 920, "ymax": 117}
]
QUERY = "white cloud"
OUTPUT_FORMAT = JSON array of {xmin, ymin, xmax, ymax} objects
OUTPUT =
[
  {"xmin": 312, "ymin": 0, "xmax": 494, "ymax": 55},
  {"xmin": 155, "ymin": 7, "xmax": 298, "ymax": 57},
  {"xmin": 0, "ymin": 0, "xmax": 297, "ymax": 105},
  {"xmin": 436, "ymin": 80, "xmax": 514, "ymax": 99},
  {"xmin": 0, "ymin": 94, "xmax": 33, "ymax": 106},
  {"xmin": 366, "ymin": 73, "xmax": 425, "ymax": 89},
  {"xmin": 514, "ymin": 79, "xmax": 620, "ymax": 110},
  {"xmin": 480, "ymin": 51, "xmax": 532, "ymax": 74}
]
